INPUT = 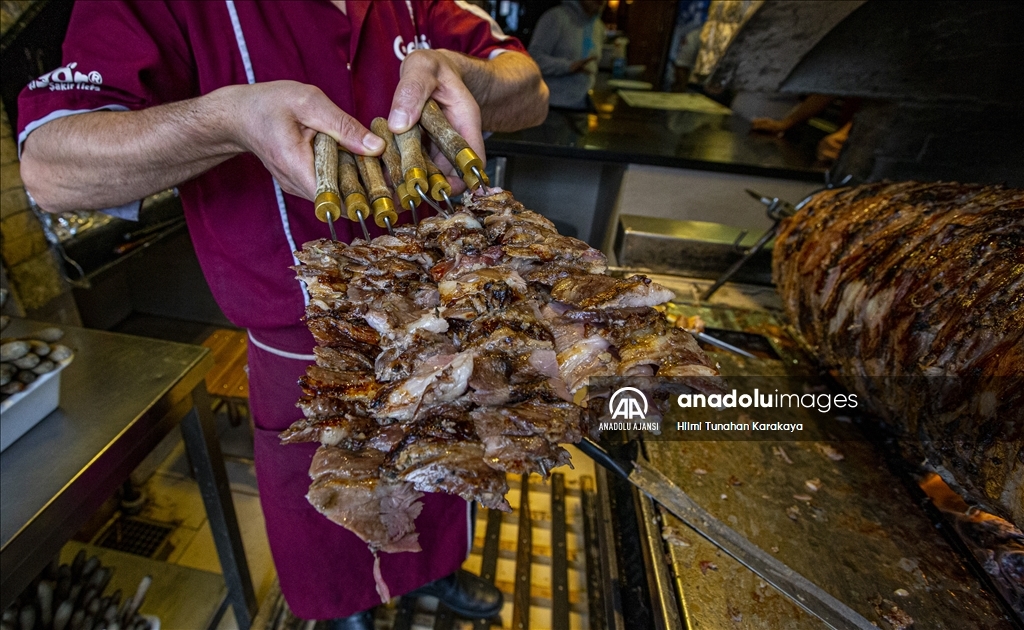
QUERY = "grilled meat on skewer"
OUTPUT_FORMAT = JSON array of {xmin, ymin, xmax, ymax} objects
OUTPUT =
[{"xmin": 285, "ymin": 188, "xmax": 719, "ymax": 563}]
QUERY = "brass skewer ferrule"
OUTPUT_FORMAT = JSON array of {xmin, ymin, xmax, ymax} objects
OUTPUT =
[
  {"xmin": 344, "ymin": 193, "xmax": 370, "ymax": 224},
  {"xmin": 427, "ymin": 172, "xmax": 451, "ymax": 202},
  {"xmin": 314, "ymin": 191, "xmax": 343, "ymax": 224},
  {"xmin": 396, "ymin": 181, "xmax": 419, "ymax": 211},
  {"xmin": 456, "ymin": 148, "xmax": 488, "ymax": 190},
  {"xmin": 404, "ymin": 167, "xmax": 429, "ymax": 198},
  {"xmin": 370, "ymin": 197, "xmax": 398, "ymax": 229}
]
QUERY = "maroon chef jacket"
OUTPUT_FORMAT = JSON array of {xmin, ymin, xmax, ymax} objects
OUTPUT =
[{"xmin": 18, "ymin": 1, "xmax": 527, "ymax": 619}]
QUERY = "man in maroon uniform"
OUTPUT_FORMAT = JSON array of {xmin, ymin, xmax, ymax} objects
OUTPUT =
[{"xmin": 17, "ymin": 2, "xmax": 548, "ymax": 627}]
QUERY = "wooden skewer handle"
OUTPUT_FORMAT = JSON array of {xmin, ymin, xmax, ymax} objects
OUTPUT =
[
  {"xmin": 313, "ymin": 133, "xmax": 341, "ymax": 223},
  {"xmin": 419, "ymin": 99, "xmax": 469, "ymax": 165},
  {"xmin": 355, "ymin": 154, "xmax": 390, "ymax": 203},
  {"xmin": 371, "ymin": 117, "xmax": 418, "ymax": 210},
  {"xmin": 418, "ymin": 99, "xmax": 488, "ymax": 189},
  {"xmin": 397, "ymin": 125, "xmax": 429, "ymax": 193},
  {"xmin": 338, "ymin": 149, "xmax": 370, "ymax": 223},
  {"xmin": 355, "ymin": 154, "xmax": 398, "ymax": 228},
  {"xmin": 370, "ymin": 118, "xmax": 404, "ymax": 187}
]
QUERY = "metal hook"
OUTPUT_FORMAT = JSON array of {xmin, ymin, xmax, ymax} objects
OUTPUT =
[{"xmin": 732, "ymin": 230, "xmax": 749, "ymax": 252}]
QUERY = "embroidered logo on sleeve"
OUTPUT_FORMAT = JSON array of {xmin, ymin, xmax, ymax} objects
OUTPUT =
[{"xmin": 28, "ymin": 62, "xmax": 103, "ymax": 91}]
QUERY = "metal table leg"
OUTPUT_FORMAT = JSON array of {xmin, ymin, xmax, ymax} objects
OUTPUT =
[{"xmin": 180, "ymin": 385, "xmax": 257, "ymax": 630}]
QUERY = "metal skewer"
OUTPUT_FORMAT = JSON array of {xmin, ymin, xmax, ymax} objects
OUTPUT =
[
  {"xmin": 326, "ymin": 211, "xmax": 337, "ymax": 241},
  {"xmin": 383, "ymin": 214, "xmax": 394, "ymax": 235},
  {"xmin": 355, "ymin": 210, "xmax": 371, "ymax": 241},
  {"xmin": 692, "ymin": 330, "xmax": 757, "ymax": 359},
  {"xmin": 701, "ymin": 189, "xmax": 796, "ymax": 301},
  {"xmin": 405, "ymin": 199, "xmax": 419, "ymax": 226},
  {"xmin": 413, "ymin": 183, "xmax": 442, "ymax": 213},
  {"xmin": 440, "ymin": 189, "xmax": 455, "ymax": 214},
  {"xmin": 471, "ymin": 165, "xmax": 487, "ymax": 192}
]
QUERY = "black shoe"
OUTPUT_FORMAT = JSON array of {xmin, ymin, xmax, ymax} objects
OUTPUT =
[
  {"xmin": 411, "ymin": 570, "xmax": 503, "ymax": 618},
  {"xmin": 327, "ymin": 610, "xmax": 374, "ymax": 630}
]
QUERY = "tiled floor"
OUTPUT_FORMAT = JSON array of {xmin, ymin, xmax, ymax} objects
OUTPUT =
[
  {"xmin": 132, "ymin": 410, "xmax": 276, "ymax": 630},
  {"xmin": 132, "ymin": 417, "xmax": 596, "ymax": 630}
]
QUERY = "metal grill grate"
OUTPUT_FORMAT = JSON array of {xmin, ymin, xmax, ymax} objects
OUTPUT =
[{"xmin": 96, "ymin": 516, "xmax": 173, "ymax": 558}]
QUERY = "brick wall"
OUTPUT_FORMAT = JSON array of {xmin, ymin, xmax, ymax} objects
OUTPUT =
[{"xmin": 0, "ymin": 100, "xmax": 71, "ymax": 315}]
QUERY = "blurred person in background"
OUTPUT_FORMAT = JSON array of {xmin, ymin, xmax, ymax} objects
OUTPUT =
[
  {"xmin": 665, "ymin": 0, "xmax": 710, "ymax": 91},
  {"xmin": 750, "ymin": 95, "xmax": 860, "ymax": 163},
  {"xmin": 528, "ymin": 0, "xmax": 605, "ymax": 110}
]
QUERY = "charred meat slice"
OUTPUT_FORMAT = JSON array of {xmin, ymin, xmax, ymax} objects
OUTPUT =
[
  {"xmin": 300, "ymin": 365, "xmax": 381, "ymax": 401},
  {"xmin": 389, "ymin": 440, "xmax": 510, "ymax": 511},
  {"xmin": 305, "ymin": 305, "xmax": 380, "ymax": 355},
  {"xmin": 280, "ymin": 413, "xmax": 384, "ymax": 446},
  {"xmin": 374, "ymin": 330, "xmax": 458, "ymax": 382},
  {"xmin": 314, "ymin": 345, "xmax": 375, "ymax": 372},
  {"xmin": 307, "ymin": 446, "xmax": 424, "ymax": 553},
  {"xmin": 550, "ymin": 274, "xmax": 674, "ymax": 309},
  {"xmin": 374, "ymin": 351, "xmax": 476, "ymax": 421},
  {"xmin": 438, "ymin": 266, "xmax": 528, "ymax": 316}
]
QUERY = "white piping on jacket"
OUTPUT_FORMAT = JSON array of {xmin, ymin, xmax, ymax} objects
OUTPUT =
[
  {"xmin": 247, "ymin": 330, "xmax": 317, "ymax": 361},
  {"xmin": 225, "ymin": 0, "xmax": 309, "ymax": 306}
]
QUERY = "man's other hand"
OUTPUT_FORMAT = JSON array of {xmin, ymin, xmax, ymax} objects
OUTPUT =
[{"xmin": 225, "ymin": 81, "xmax": 384, "ymax": 200}]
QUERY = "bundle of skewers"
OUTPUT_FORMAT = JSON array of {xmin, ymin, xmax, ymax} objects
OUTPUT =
[{"xmin": 1, "ymin": 551, "xmax": 153, "ymax": 630}]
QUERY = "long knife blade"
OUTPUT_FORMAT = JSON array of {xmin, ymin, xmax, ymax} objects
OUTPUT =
[{"xmin": 577, "ymin": 438, "xmax": 876, "ymax": 630}]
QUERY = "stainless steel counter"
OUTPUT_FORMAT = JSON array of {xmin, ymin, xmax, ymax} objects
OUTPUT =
[{"xmin": 0, "ymin": 319, "xmax": 256, "ymax": 628}]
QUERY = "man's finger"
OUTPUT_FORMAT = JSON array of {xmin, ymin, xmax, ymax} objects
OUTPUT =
[
  {"xmin": 276, "ymin": 141, "xmax": 318, "ymax": 200},
  {"xmin": 297, "ymin": 85, "xmax": 383, "ymax": 155},
  {"xmin": 389, "ymin": 56, "xmax": 437, "ymax": 134}
]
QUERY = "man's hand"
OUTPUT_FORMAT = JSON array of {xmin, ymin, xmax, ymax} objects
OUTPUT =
[
  {"xmin": 386, "ymin": 48, "xmax": 548, "ymax": 193},
  {"xmin": 387, "ymin": 49, "xmax": 484, "ymax": 194},
  {"xmin": 226, "ymin": 81, "xmax": 384, "ymax": 199}
]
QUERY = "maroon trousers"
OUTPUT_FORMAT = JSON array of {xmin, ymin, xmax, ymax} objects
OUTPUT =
[{"xmin": 247, "ymin": 326, "xmax": 470, "ymax": 620}]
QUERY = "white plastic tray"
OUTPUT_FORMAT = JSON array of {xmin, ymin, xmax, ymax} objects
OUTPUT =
[{"xmin": 0, "ymin": 355, "xmax": 73, "ymax": 452}]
